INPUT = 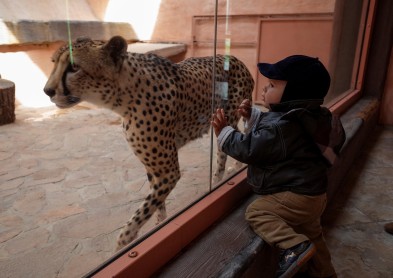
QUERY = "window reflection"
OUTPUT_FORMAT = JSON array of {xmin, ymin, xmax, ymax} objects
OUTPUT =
[{"xmin": 327, "ymin": 0, "xmax": 365, "ymax": 104}]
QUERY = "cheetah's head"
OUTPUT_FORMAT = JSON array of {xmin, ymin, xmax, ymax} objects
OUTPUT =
[{"xmin": 43, "ymin": 36, "xmax": 128, "ymax": 108}]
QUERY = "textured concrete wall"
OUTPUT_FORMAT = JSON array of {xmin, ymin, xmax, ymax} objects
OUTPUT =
[
  {"xmin": 151, "ymin": 0, "xmax": 335, "ymax": 42},
  {"xmin": 0, "ymin": 0, "xmax": 138, "ymax": 44},
  {"xmin": 0, "ymin": 0, "xmax": 98, "ymax": 21}
]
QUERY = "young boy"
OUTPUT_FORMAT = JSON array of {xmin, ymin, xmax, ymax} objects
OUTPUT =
[{"xmin": 211, "ymin": 55, "xmax": 345, "ymax": 278}]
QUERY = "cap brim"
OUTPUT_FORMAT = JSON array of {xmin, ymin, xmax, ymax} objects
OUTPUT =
[{"xmin": 257, "ymin": 63, "xmax": 286, "ymax": 80}]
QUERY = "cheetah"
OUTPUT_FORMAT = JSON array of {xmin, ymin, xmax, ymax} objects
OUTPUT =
[{"xmin": 43, "ymin": 36, "xmax": 254, "ymax": 251}]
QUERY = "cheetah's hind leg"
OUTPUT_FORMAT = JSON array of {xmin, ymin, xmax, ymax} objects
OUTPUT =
[
  {"xmin": 225, "ymin": 160, "xmax": 245, "ymax": 176},
  {"xmin": 212, "ymin": 150, "xmax": 227, "ymax": 184}
]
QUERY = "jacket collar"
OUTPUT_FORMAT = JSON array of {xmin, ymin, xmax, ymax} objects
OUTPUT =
[{"xmin": 270, "ymin": 99, "xmax": 323, "ymax": 112}]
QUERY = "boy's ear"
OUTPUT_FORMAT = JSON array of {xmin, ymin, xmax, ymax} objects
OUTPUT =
[{"xmin": 103, "ymin": 36, "xmax": 127, "ymax": 68}]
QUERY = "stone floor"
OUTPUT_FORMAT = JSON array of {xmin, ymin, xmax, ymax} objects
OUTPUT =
[
  {"xmin": 322, "ymin": 125, "xmax": 393, "ymax": 277},
  {"xmin": 0, "ymin": 105, "xmax": 392, "ymax": 278},
  {"xmin": 0, "ymin": 104, "xmax": 237, "ymax": 278}
]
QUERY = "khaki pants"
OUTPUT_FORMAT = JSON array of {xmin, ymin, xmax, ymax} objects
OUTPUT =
[{"xmin": 245, "ymin": 191, "xmax": 336, "ymax": 277}]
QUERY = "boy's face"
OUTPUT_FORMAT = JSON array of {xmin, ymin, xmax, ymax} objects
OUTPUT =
[{"xmin": 261, "ymin": 79, "xmax": 287, "ymax": 109}]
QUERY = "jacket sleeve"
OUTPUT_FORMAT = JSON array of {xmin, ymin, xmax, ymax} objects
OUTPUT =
[
  {"xmin": 220, "ymin": 120, "xmax": 287, "ymax": 165},
  {"xmin": 217, "ymin": 107, "xmax": 260, "ymax": 151}
]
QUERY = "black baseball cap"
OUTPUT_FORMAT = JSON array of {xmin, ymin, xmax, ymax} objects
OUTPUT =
[{"xmin": 257, "ymin": 55, "xmax": 330, "ymax": 103}]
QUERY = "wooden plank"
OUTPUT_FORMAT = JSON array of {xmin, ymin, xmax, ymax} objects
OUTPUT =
[
  {"xmin": 154, "ymin": 194, "xmax": 261, "ymax": 277},
  {"xmin": 215, "ymin": 236, "xmax": 264, "ymax": 278},
  {"xmin": 91, "ymin": 171, "xmax": 252, "ymax": 278}
]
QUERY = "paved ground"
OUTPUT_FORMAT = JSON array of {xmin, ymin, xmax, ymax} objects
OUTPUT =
[
  {"xmin": 323, "ymin": 126, "xmax": 393, "ymax": 277},
  {"xmin": 0, "ymin": 104, "xmax": 235, "ymax": 278}
]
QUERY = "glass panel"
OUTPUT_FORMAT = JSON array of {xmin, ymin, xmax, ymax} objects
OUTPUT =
[
  {"xmin": 0, "ymin": 0, "xmax": 371, "ymax": 277},
  {"xmin": 0, "ymin": 1, "xmax": 216, "ymax": 276}
]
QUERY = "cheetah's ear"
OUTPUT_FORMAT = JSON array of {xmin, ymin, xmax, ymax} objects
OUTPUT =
[{"xmin": 103, "ymin": 36, "xmax": 127, "ymax": 69}]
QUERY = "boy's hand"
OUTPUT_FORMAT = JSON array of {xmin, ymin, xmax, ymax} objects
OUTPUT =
[
  {"xmin": 237, "ymin": 99, "xmax": 252, "ymax": 120},
  {"xmin": 211, "ymin": 108, "xmax": 228, "ymax": 137}
]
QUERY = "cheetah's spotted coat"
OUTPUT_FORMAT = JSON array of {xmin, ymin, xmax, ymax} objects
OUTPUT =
[{"xmin": 44, "ymin": 36, "xmax": 254, "ymax": 250}]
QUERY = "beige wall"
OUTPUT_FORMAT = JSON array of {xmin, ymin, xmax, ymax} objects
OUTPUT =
[
  {"xmin": 151, "ymin": 0, "xmax": 334, "ymax": 42},
  {"xmin": 0, "ymin": 0, "xmax": 335, "ymax": 108}
]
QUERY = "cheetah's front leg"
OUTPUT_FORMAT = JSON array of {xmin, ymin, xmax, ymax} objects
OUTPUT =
[
  {"xmin": 116, "ymin": 159, "xmax": 180, "ymax": 251},
  {"xmin": 156, "ymin": 203, "xmax": 167, "ymax": 224}
]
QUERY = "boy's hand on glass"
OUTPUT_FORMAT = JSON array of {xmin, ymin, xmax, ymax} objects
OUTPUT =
[
  {"xmin": 237, "ymin": 99, "xmax": 252, "ymax": 120},
  {"xmin": 211, "ymin": 108, "xmax": 228, "ymax": 137}
]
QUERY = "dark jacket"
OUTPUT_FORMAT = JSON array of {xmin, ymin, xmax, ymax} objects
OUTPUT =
[{"xmin": 218, "ymin": 100, "xmax": 346, "ymax": 195}]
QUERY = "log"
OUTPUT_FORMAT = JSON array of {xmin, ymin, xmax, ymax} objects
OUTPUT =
[{"xmin": 0, "ymin": 78, "xmax": 16, "ymax": 125}]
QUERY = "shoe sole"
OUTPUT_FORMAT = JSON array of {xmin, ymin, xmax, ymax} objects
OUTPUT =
[{"xmin": 278, "ymin": 243, "xmax": 317, "ymax": 278}]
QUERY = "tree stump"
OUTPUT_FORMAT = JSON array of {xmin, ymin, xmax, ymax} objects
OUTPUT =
[{"xmin": 0, "ymin": 77, "xmax": 16, "ymax": 125}]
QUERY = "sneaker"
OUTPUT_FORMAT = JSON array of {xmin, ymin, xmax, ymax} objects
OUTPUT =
[{"xmin": 276, "ymin": 241, "xmax": 316, "ymax": 278}]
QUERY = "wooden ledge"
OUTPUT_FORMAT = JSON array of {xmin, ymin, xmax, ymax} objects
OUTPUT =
[
  {"xmin": 155, "ymin": 193, "xmax": 277, "ymax": 278},
  {"xmin": 0, "ymin": 20, "xmax": 137, "ymax": 45},
  {"xmin": 127, "ymin": 42, "xmax": 187, "ymax": 59},
  {"xmin": 90, "ymin": 170, "xmax": 252, "ymax": 278}
]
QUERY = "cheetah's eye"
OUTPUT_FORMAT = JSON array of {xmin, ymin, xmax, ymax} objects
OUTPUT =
[{"xmin": 69, "ymin": 63, "xmax": 80, "ymax": 73}]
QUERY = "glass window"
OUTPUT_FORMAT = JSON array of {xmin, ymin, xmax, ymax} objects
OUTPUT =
[
  {"xmin": 0, "ymin": 1, "xmax": 373, "ymax": 277},
  {"xmin": 325, "ymin": 0, "xmax": 367, "ymax": 104}
]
